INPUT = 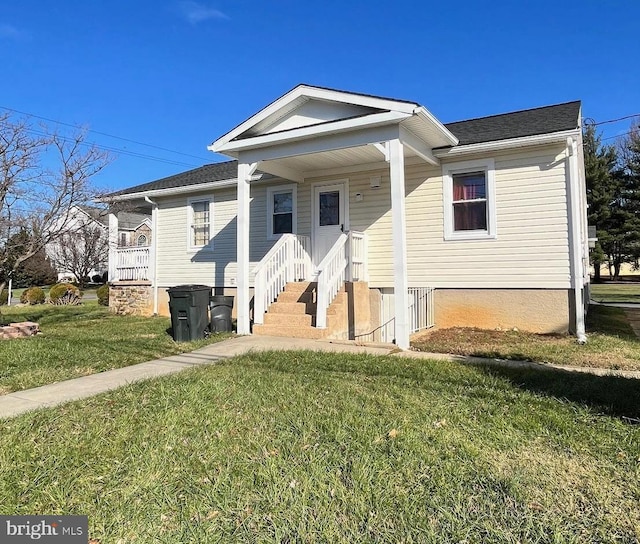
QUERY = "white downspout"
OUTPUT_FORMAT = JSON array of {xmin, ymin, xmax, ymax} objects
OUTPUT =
[
  {"xmin": 566, "ymin": 137, "xmax": 587, "ymax": 344},
  {"xmin": 145, "ymin": 196, "xmax": 159, "ymax": 315}
]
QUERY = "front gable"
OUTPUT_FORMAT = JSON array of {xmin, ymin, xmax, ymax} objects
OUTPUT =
[
  {"xmin": 210, "ymin": 84, "xmax": 425, "ymax": 153},
  {"xmin": 243, "ymin": 99, "xmax": 385, "ymax": 138}
]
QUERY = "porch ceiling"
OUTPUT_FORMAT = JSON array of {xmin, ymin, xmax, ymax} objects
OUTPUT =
[{"xmin": 258, "ymin": 143, "xmax": 420, "ymax": 178}]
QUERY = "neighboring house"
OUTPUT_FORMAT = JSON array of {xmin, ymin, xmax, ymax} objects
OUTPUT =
[
  {"xmin": 105, "ymin": 84, "xmax": 588, "ymax": 348},
  {"xmin": 117, "ymin": 211, "xmax": 152, "ymax": 248},
  {"xmin": 46, "ymin": 205, "xmax": 109, "ymax": 282}
]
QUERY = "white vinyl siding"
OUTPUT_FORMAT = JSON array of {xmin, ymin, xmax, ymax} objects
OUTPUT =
[
  {"xmin": 155, "ymin": 182, "xmax": 294, "ymax": 287},
  {"xmin": 154, "ymin": 143, "xmax": 570, "ymax": 291},
  {"xmin": 306, "ymin": 143, "xmax": 570, "ymax": 289},
  {"xmin": 404, "ymin": 145, "xmax": 571, "ymax": 288}
]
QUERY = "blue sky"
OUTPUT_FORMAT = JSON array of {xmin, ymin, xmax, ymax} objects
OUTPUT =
[{"xmin": 1, "ymin": 0, "xmax": 638, "ymax": 192}]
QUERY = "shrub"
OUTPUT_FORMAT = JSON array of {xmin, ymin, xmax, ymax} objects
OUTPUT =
[
  {"xmin": 20, "ymin": 286, "xmax": 45, "ymax": 305},
  {"xmin": 91, "ymin": 274, "xmax": 103, "ymax": 284},
  {"xmin": 49, "ymin": 283, "xmax": 82, "ymax": 305},
  {"xmin": 0, "ymin": 289, "xmax": 8, "ymax": 306},
  {"xmin": 97, "ymin": 284, "xmax": 109, "ymax": 306}
]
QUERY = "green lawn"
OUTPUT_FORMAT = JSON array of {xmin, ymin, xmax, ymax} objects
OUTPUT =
[
  {"xmin": 0, "ymin": 303, "xmax": 231, "ymax": 394},
  {"xmin": 413, "ymin": 305, "xmax": 640, "ymax": 371},
  {"xmin": 590, "ymin": 282, "xmax": 640, "ymax": 303},
  {"xmin": 1, "ymin": 351, "xmax": 638, "ymax": 542}
]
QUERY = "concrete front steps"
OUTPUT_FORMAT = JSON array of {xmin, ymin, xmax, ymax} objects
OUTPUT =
[{"xmin": 252, "ymin": 281, "xmax": 348, "ymax": 339}]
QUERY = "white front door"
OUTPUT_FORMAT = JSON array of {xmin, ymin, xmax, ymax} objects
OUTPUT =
[{"xmin": 313, "ymin": 182, "xmax": 346, "ymax": 267}]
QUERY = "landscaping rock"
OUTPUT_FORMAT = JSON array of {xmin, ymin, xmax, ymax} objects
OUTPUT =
[{"xmin": 0, "ymin": 321, "xmax": 40, "ymax": 339}]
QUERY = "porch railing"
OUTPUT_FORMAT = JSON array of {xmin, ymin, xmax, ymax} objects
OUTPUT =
[
  {"xmin": 116, "ymin": 246, "xmax": 150, "ymax": 281},
  {"xmin": 348, "ymin": 230, "xmax": 367, "ymax": 281},
  {"xmin": 253, "ymin": 234, "xmax": 312, "ymax": 325},
  {"xmin": 408, "ymin": 287, "xmax": 435, "ymax": 333}
]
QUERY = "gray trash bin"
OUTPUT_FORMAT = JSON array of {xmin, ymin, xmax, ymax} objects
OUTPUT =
[
  {"xmin": 168, "ymin": 285, "xmax": 211, "ymax": 341},
  {"xmin": 210, "ymin": 295, "xmax": 234, "ymax": 333}
]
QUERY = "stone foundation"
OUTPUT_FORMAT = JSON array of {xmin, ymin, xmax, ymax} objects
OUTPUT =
[{"xmin": 110, "ymin": 281, "xmax": 153, "ymax": 316}]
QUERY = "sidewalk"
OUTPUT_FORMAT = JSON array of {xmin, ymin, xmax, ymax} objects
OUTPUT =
[{"xmin": 1, "ymin": 335, "xmax": 638, "ymax": 420}]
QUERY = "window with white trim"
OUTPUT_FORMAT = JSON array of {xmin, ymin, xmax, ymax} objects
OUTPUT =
[
  {"xmin": 188, "ymin": 197, "xmax": 213, "ymax": 250},
  {"xmin": 267, "ymin": 184, "xmax": 297, "ymax": 239},
  {"xmin": 137, "ymin": 234, "xmax": 148, "ymax": 246},
  {"xmin": 443, "ymin": 158, "xmax": 496, "ymax": 240}
]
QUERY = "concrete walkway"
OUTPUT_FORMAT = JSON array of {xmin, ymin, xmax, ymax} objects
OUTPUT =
[{"xmin": 1, "ymin": 335, "xmax": 639, "ymax": 420}]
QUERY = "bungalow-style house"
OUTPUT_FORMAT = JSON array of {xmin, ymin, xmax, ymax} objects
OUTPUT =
[{"xmin": 105, "ymin": 85, "xmax": 588, "ymax": 348}]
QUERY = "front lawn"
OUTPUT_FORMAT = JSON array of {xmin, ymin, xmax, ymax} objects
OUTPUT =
[
  {"xmin": 0, "ymin": 304, "xmax": 231, "ymax": 394},
  {"xmin": 1, "ymin": 351, "xmax": 638, "ymax": 542},
  {"xmin": 413, "ymin": 305, "xmax": 640, "ymax": 371},
  {"xmin": 590, "ymin": 282, "xmax": 640, "ymax": 304}
]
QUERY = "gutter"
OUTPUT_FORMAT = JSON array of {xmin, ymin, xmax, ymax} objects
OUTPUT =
[{"xmin": 433, "ymin": 129, "xmax": 580, "ymax": 158}]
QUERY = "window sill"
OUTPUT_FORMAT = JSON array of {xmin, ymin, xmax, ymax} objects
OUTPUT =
[
  {"xmin": 187, "ymin": 246, "xmax": 214, "ymax": 254},
  {"xmin": 444, "ymin": 232, "xmax": 497, "ymax": 242}
]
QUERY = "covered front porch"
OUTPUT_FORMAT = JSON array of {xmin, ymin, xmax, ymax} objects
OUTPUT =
[{"xmin": 210, "ymin": 85, "xmax": 457, "ymax": 348}]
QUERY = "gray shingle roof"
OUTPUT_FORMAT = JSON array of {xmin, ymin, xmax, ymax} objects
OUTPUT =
[
  {"xmin": 443, "ymin": 100, "xmax": 581, "ymax": 146},
  {"xmin": 108, "ymin": 100, "xmax": 581, "ymax": 198},
  {"xmin": 109, "ymin": 161, "xmax": 239, "ymax": 197}
]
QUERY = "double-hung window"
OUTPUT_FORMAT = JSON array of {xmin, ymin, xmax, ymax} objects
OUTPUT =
[
  {"xmin": 267, "ymin": 184, "xmax": 297, "ymax": 239},
  {"xmin": 443, "ymin": 158, "xmax": 496, "ymax": 240},
  {"xmin": 188, "ymin": 197, "xmax": 213, "ymax": 251}
]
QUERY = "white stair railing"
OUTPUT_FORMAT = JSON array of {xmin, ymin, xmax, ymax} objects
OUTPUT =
[
  {"xmin": 116, "ymin": 246, "xmax": 150, "ymax": 281},
  {"xmin": 253, "ymin": 234, "xmax": 311, "ymax": 325},
  {"xmin": 316, "ymin": 233, "xmax": 349, "ymax": 329}
]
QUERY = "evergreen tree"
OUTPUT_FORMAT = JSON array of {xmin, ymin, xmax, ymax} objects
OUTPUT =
[{"xmin": 583, "ymin": 125, "xmax": 618, "ymax": 281}]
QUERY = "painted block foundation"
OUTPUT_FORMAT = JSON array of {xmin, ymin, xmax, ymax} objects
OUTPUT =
[{"xmin": 435, "ymin": 289, "xmax": 570, "ymax": 334}]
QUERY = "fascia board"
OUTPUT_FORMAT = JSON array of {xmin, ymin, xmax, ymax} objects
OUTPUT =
[
  {"xmin": 101, "ymin": 175, "xmax": 272, "ymax": 202},
  {"xmin": 414, "ymin": 107, "xmax": 459, "ymax": 146}
]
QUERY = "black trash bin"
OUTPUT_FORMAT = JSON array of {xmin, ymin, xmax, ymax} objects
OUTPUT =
[
  {"xmin": 210, "ymin": 295, "xmax": 234, "ymax": 333},
  {"xmin": 168, "ymin": 285, "xmax": 211, "ymax": 341}
]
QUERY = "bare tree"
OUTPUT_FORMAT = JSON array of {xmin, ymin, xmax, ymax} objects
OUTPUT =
[
  {"xmin": 0, "ymin": 113, "xmax": 110, "ymax": 298},
  {"xmin": 48, "ymin": 220, "xmax": 109, "ymax": 287}
]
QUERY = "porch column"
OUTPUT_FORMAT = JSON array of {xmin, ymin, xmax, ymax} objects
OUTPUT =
[
  {"xmin": 237, "ymin": 160, "xmax": 257, "ymax": 335},
  {"xmin": 389, "ymin": 139, "xmax": 410, "ymax": 349},
  {"xmin": 108, "ymin": 212, "xmax": 119, "ymax": 282},
  {"xmin": 147, "ymin": 198, "xmax": 159, "ymax": 314}
]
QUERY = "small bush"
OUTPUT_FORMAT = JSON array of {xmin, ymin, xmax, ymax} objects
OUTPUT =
[
  {"xmin": 49, "ymin": 283, "xmax": 81, "ymax": 305},
  {"xmin": 91, "ymin": 274, "xmax": 103, "ymax": 284},
  {"xmin": 97, "ymin": 284, "xmax": 109, "ymax": 306},
  {"xmin": 0, "ymin": 289, "xmax": 8, "ymax": 306},
  {"xmin": 20, "ymin": 286, "xmax": 46, "ymax": 305}
]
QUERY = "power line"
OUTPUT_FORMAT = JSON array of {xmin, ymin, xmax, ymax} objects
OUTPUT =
[
  {"xmin": 591, "ymin": 114, "xmax": 640, "ymax": 127},
  {"xmin": 0, "ymin": 104, "xmax": 212, "ymax": 162},
  {"xmin": 600, "ymin": 130, "xmax": 635, "ymax": 142},
  {"xmin": 23, "ymin": 126, "xmax": 202, "ymax": 168}
]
